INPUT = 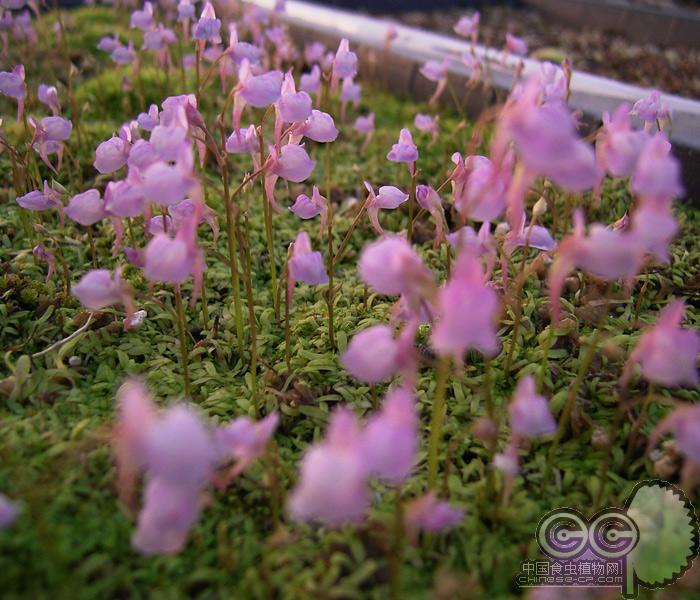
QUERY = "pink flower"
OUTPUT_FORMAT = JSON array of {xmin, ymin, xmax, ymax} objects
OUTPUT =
[
  {"xmin": 192, "ymin": 2, "xmax": 221, "ymax": 44},
  {"xmin": 419, "ymin": 59, "xmax": 448, "ymax": 104},
  {"xmin": 362, "ymin": 387, "xmax": 417, "ymax": 484},
  {"xmin": 169, "ymin": 198, "xmax": 219, "ymax": 240},
  {"xmin": 548, "ymin": 210, "xmax": 645, "ymax": 324},
  {"xmin": 288, "ymin": 231, "xmax": 328, "ymax": 287},
  {"xmin": 359, "ymin": 235, "xmax": 434, "ymax": 298},
  {"xmin": 237, "ymin": 60, "xmax": 282, "ymax": 108},
  {"xmin": 104, "ymin": 179, "xmax": 145, "ymax": 218},
  {"xmin": 289, "ymin": 186, "xmax": 328, "ymax": 237},
  {"xmin": 296, "ymin": 110, "xmax": 338, "ymax": 143},
  {"xmin": 431, "ymin": 249, "xmax": 500, "ymax": 360},
  {"xmin": 622, "ymin": 300, "xmax": 699, "ymax": 388},
  {"xmin": 288, "ymin": 408, "xmax": 369, "ymax": 524},
  {"xmin": 0, "ymin": 494, "xmax": 19, "ymax": 529},
  {"xmin": 37, "ymin": 83, "xmax": 60, "ymax": 114},
  {"xmin": 16, "ymin": 180, "xmax": 62, "ymax": 212},
  {"xmin": 332, "ymin": 38, "xmax": 358, "ymax": 81},
  {"xmin": 270, "ymin": 143, "xmax": 316, "ymax": 182},
  {"xmin": 414, "ymin": 113, "xmax": 439, "ymax": 144},
  {"xmin": 111, "ymin": 43, "xmax": 136, "ymax": 65},
  {"xmin": 539, "ymin": 62, "xmax": 568, "ymax": 103},
  {"xmin": 629, "ymin": 199, "xmax": 677, "ymax": 263},
  {"xmin": 387, "ymin": 128, "xmax": 418, "ymax": 164},
  {"xmin": 505, "ymin": 33, "xmax": 528, "ymax": 56},
  {"xmin": 304, "ymin": 42, "xmax": 325, "ymax": 65},
  {"xmin": 631, "ymin": 90, "xmax": 670, "ymax": 124},
  {"xmin": 94, "ymin": 136, "xmax": 130, "ymax": 174},
  {"xmin": 132, "ymin": 477, "xmax": 200, "ymax": 555},
  {"xmin": 650, "ymin": 404, "xmax": 700, "ymax": 465},
  {"xmin": 631, "ymin": 133, "xmax": 683, "ymax": 203},
  {"xmin": 144, "ymin": 405, "xmax": 219, "ymax": 486},
  {"xmin": 130, "ymin": 1, "xmax": 154, "ymax": 31},
  {"xmin": 300, "ymin": 65, "xmax": 321, "ymax": 94},
  {"xmin": 277, "ymin": 71, "xmax": 312, "ymax": 123},
  {"xmin": 73, "ymin": 268, "xmax": 132, "ymax": 313},
  {"xmin": 40, "ymin": 116, "xmax": 71, "ymax": 141},
  {"xmin": 340, "ymin": 77, "xmax": 361, "ymax": 103},
  {"xmin": 141, "ymin": 158, "xmax": 195, "ymax": 207},
  {"xmin": 354, "ymin": 113, "xmax": 375, "ymax": 134},
  {"xmin": 497, "ymin": 78, "xmax": 601, "ymax": 192},
  {"xmin": 509, "ymin": 376, "xmax": 556, "ymax": 438},
  {"xmin": 216, "ymin": 413, "xmax": 279, "ymax": 464},
  {"xmin": 341, "ymin": 325, "xmax": 404, "ymax": 384},
  {"xmin": 365, "ymin": 182, "xmax": 409, "ymax": 235},
  {"xmin": 0, "ymin": 64, "xmax": 26, "ymax": 120},
  {"xmin": 143, "ymin": 235, "xmax": 194, "ymax": 285},
  {"xmin": 65, "ymin": 189, "xmax": 107, "ymax": 226},
  {"xmin": 452, "ymin": 154, "xmax": 511, "ymax": 223},
  {"xmin": 596, "ymin": 103, "xmax": 647, "ymax": 178},
  {"xmin": 32, "ymin": 244, "xmax": 56, "ymax": 282},
  {"xmin": 225, "ymin": 124, "xmax": 259, "ymax": 154},
  {"xmin": 405, "ymin": 493, "xmax": 464, "ymax": 533},
  {"xmin": 415, "ymin": 185, "xmax": 446, "ymax": 244},
  {"xmin": 454, "ymin": 13, "xmax": 479, "ymax": 43}
]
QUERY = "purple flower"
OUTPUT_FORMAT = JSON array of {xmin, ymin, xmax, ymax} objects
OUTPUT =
[
  {"xmin": 631, "ymin": 90, "xmax": 670, "ymax": 124},
  {"xmin": 150, "ymin": 124, "xmax": 189, "ymax": 162},
  {"xmin": 270, "ymin": 143, "xmax": 315, "ymax": 183},
  {"xmin": 143, "ymin": 235, "xmax": 194, "ymax": 284},
  {"xmin": 237, "ymin": 60, "xmax": 282, "ymax": 108},
  {"xmin": 111, "ymin": 43, "xmax": 136, "ymax": 65},
  {"xmin": 37, "ymin": 83, "xmax": 60, "ymax": 114},
  {"xmin": 454, "ymin": 13, "xmax": 479, "ymax": 42},
  {"xmin": 354, "ymin": 113, "xmax": 375, "ymax": 134},
  {"xmin": 365, "ymin": 182, "xmax": 409, "ymax": 235},
  {"xmin": 359, "ymin": 235, "xmax": 434, "ymax": 298},
  {"xmin": 505, "ymin": 33, "xmax": 528, "ymax": 56},
  {"xmin": 342, "ymin": 325, "xmax": 403, "ymax": 384},
  {"xmin": 277, "ymin": 71, "xmax": 312, "ymax": 123},
  {"xmin": 40, "ymin": 116, "xmax": 72, "ymax": 141},
  {"xmin": 94, "ymin": 136, "xmax": 130, "ymax": 174},
  {"xmin": 0, "ymin": 494, "xmax": 19, "ymax": 529},
  {"xmin": 216, "ymin": 413, "xmax": 279, "ymax": 464},
  {"xmin": 130, "ymin": 2, "xmax": 154, "ymax": 31},
  {"xmin": 405, "ymin": 493, "xmax": 464, "ymax": 533},
  {"xmin": 297, "ymin": 110, "xmax": 338, "ymax": 143},
  {"xmin": 596, "ymin": 103, "xmax": 647, "ymax": 178},
  {"xmin": 144, "ymin": 405, "xmax": 219, "ymax": 486},
  {"xmin": 97, "ymin": 34, "xmax": 120, "ymax": 52},
  {"xmin": 192, "ymin": 2, "xmax": 221, "ymax": 44},
  {"xmin": 340, "ymin": 77, "xmax": 361, "ymax": 103},
  {"xmin": 288, "ymin": 231, "xmax": 328, "ymax": 286},
  {"xmin": 362, "ymin": 387, "xmax": 417, "ymax": 484},
  {"xmin": 178, "ymin": 0, "xmax": 195, "ymax": 21},
  {"xmin": 431, "ymin": 248, "xmax": 500, "ymax": 360},
  {"xmin": 141, "ymin": 159, "xmax": 194, "ymax": 207},
  {"xmin": 650, "ymin": 404, "xmax": 700, "ymax": 466},
  {"xmin": 104, "ymin": 179, "xmax": 145, "ymax": 218},
  {"xmin": 73, "ymin": 268, "xmax": 131, "ymax": 312},
  {"xmin": 0, "ymin": 65, "xmax": 25, "ymax": 120},
  {"xmin": 132, "ymin": 477, "xmax": 200, "ymax": 555},
  {"xmin": 289, "ymin": 185, "xmax": 328, "ymax": 230},
  {"xmin": 225, "ymin": 125, "xmax": 259, "ymax": 155},
  {"xmin": 332, "ymin": 38, "xmax": 357, "ymax": 81},
  {"xmin": 300, "ymin": 65, "xmax": 321, "ymax": 94},
  {"xmin": 288, "ymin": 408, "xmax": 369, "ymax": 524},
  {"xmin": 622, "ymin": 300, "xmax": 699, "ymax": 388},
  {"xmin": 65, "ymin": 189, "xmax": 107, "ymax": 225},
  {"xmin": 387, "ymin": 128, "xmax": 418, "ymax": 164},
  {"xmin": 631, "ymin": 133, "xmax": 683, "ymax": 203},
  {"xmin": 305, "ymin": 42, "xmax": 325, "ymax": 64},
  {"xmin": 16, "ymin": 180, "xmax": 61, "ymax": 212},
  {"xmin": 509, "ymin": 375, "xmax": 556, "ymax": 438}
]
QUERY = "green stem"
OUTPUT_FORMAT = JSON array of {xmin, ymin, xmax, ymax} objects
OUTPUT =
[
  {"xmin": 174, "ymin": 285, "xmax": 191, "ymax": 398},
  {"xmin": 408, "ymin": 164, "xmax": 417, "ymax": 242},
  {"xmin": 87, "ymin": 226, "xmax": 98, "ymax": 268},
  {"xmin": 389, "ymin": 489, "xmax": 405, "ymax": 600},
  {"xmin": 239, "ymin": 191, "xmax": 259, "ymax": 416},
  {"xmin": 325, "ymin": 143, "xmax": 336, "ymax": 351},
  {"xmin": 541, "ymin": 328, "xmax": 603, "ymax": 491},
  {"xmin": 427, "ymin": 357, "xmax": 450, "ymax": 490},
  {"xmin": 537, "ymin": 325, "xmax": 556, "ymax": 393}
]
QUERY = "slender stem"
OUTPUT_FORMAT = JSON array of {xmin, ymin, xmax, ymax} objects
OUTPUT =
[
  {"xmin": 200, "ymin": 271, "xmax": 209, "ymax": 331},
  {"xmin": 408, "ymin": 164, "xmax": 417, "ymax": 242},
  {"xmin": 332, "ymin": 195, "xmax": 371, "ymax": 265},
  {"xmin": 240, "ymin": 191, "xmax": 259, "ymax": 416},
  {"xmin": 537, "ymin": 325, "xmax": 556, "ymax": 393},
  {"xmin": 325, "ymin": 143, "xmax": 336, "ymax": 351},
  {"xmin": 195, "ymin": 43, "xmax": 201, "ymax": 108},
  {"xmin": 632, "ymin": 272, "xmax": 650, "ymax": 325},
  {"xmin": 174, "ymin": 285, "xmax": 191, "ymax": 398},
  {"xmin": 283, "ymin": 253, "xmax": 292, "ymax": 374},
  {"xmin": 389, "ymin": 489, "xmax": 405, "ymax": 600},
  {"xmin": 258, "ymin": 130, "xmax": 279, "ymax": 322},
  {"xmin": 427, "ymin": 357, "xmax": 450, "ymax": 490},
  {"xmin": 87, "ymin": 226, "xmax": 98, "ymax": 268},
  {"xmin": 219, "ymin": 131, "xmax": 245, "ymax": 352},
  {"xmin": 624, "ymin": 384, "xmax": 655, "ymax": 466},
  {"xmin": 541, "ymin": 327, "xmax": 603, "ymax": 491}
]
